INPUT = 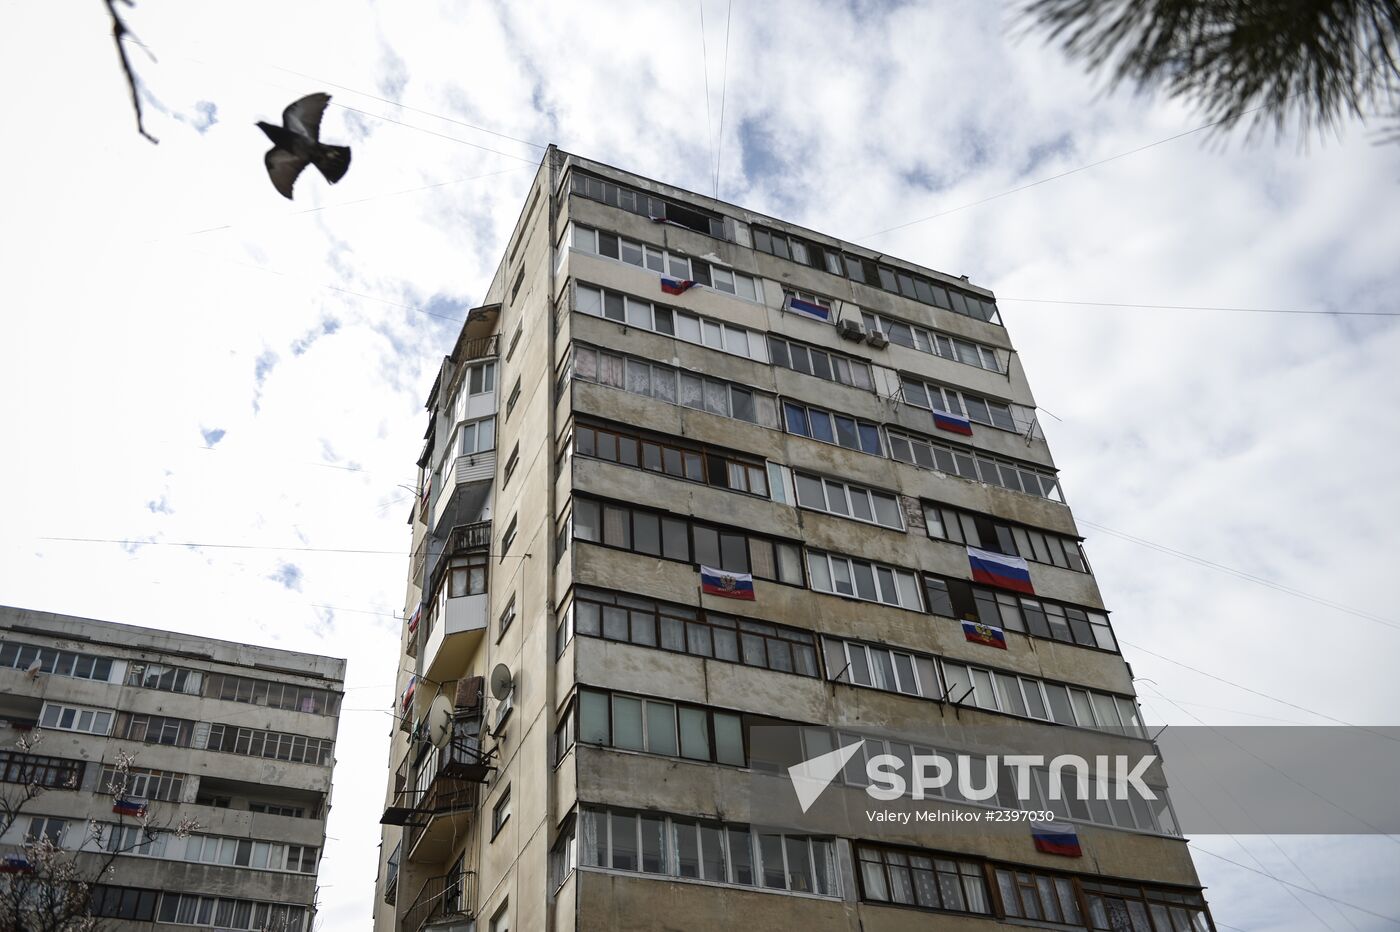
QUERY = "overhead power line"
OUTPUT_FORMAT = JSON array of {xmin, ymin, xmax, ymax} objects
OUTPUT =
[
  {"xmin": 1190, "ymin": 846, "xmax": 1400, "ymax": 926},
  {"xmin": 713, "ymin": 0, "xmax": 733, "ymax": 200},
  {"xmin": 1000, "ymin": 297, "xmax": 1400, "ymax": 318},
  {"xmin": 36, "ymin": 535, "xmax": 532, "ymax": 560},
  {"xmin": 1081, "ymin": 520, "xmax": 1399, "ymax": 631}
]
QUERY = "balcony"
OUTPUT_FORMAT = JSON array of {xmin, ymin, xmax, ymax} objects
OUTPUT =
[
  {"xmin": 429, "ymin": 450, "xmax": 496, "ymax": 536},
  {"xmin": 381, "ymin": 720, "xmax": 492, "ymax": 864},
  {"xmin": 383, "ymin": 841, "xmax": 401, "ymax": 906},
  {"xmin": 458, "ymin": 334, "xmax": 498, "ymax": 362},
  {"xmin": 419, "ymin": 523, "xmax": 491, "ymax": 683},
  {"xmin": 403, "ymin": 870, "xmax": 475, "ymax": 932}
]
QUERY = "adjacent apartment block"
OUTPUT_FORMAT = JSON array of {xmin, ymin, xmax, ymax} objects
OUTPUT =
[
  {"xmin": 374, "ymin": 147, "xmax": 1215, "ymax": 932},
  {"xmin": 0, "ymin": 606, "xmax": 344, "ymax": 930}
]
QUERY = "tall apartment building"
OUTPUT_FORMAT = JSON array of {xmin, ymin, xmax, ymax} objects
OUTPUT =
[
  {"xmin": 374, "ymin": 148, "xmax": 1215, "ymax": 932},
  {"xmin": 0, "ymin": 606, "xmax": 343, "ymax": 930}
]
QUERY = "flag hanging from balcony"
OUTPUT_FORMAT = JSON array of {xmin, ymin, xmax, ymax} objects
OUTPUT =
[
  {"xmin": 967, "ymin": 546, "xmax": 1034, "ymax": 594},
  {"xmin": 932, "ymin": 409, "xmax": 974, "ymax": 436},
  {"xmin": 961, "ymin": 620, "xmax": 1008, "ymax": 650},
  {"xmin": 661, "ymin": 277, "xmax": 699, "ymax": 296},
  {"xmin": 1031, "ymin": 821, "xmax": 1082, "ymax": 857},
  {"xmin": 400, "ymin": 676, "xmax": 417, "ymax": 711},
  {"xmin": 407, "ymin": 606, "xmax": 421, "ymax": 636},
  {"xmin": 112, "ymin": 797, "xmax": 148, "ymax": 818},
  {"xmin": 783, "ymin": 294, "xmax": 831, "ymax": 322},
  {"xmin": 0, "ymin": 855, "xmax": 34, "ymax": 873},
  {"xmin": 700, "ymin": 566, "xmax": 755, "ymax": 601}
]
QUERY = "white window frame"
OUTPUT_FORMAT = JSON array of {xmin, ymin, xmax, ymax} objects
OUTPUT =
[
  {"xmin": 39, "ymin": 702, "xmax": 113, "ymax": 736},
  {"xmin": 805, "ymin": 551, "xmax": 922, "ymax": 610}
]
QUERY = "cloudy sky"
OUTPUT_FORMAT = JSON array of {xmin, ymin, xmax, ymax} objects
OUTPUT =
[{"xmin": 3, "ymin": 1, "xmax": 1398, "ymax": 928}]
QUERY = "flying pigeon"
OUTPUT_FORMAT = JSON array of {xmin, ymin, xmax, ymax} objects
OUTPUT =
[{"xmin": 257, "ymin": 93, "xmax": 352, "ymax": 199}]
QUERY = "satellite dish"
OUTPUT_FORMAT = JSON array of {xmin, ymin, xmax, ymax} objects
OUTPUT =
[
  {"xmin": 490, "ymin": 663, "xmax": 514, "ymax": 701},
  {"xmin": 429, "ymin": 693, "xmax": 453, "ymax": 732}
]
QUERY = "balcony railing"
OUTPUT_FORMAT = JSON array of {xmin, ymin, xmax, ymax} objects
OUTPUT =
[
  {"xmin": 381, "ymin": 717, "xmax": 492, "ymax": 828},
  {"xmin": 459, "ymin": 334, "xmax": 498, "ymax": 363},
  {"xmin": 403, "ymin": 870, "xmax": 475, "ymax": 932},
  {"xmin": 448, "ymin": 521, "xmax": 491, "ymax": 555}
]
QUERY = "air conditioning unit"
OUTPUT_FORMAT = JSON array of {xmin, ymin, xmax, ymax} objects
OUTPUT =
[
  {"xmin": 866, "ymin": 329, "xmax": 889, "ymax": 349},
  {"xmin": 836, "ymin": 318, "xmax": 866, "ymax": 342}
]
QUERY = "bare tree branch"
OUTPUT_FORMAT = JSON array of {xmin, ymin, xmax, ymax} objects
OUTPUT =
[{"xmin": 101, "ymin": 0, "xmax": 158, "ymax": 144}]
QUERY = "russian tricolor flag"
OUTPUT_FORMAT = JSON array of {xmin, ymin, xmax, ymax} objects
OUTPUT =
[
  {"xmin": 661, "ymin": 278, "xmax": 699, "ymax": 295},
  {"xmin": 400, "ymin": 675, "xmax": 417, "ymax": 711},
  {"xmin": 0, "ymin": 855, "xmax": 33, "ymax": 873},
  {"xmin": 700, "ymin": 565, "xmax": 755, "ymax": 601},
  {"xmin": 784, "ymin": 295, "xmax": 831, "ymax": 322},
  {"xmin": 962, "ymin": 620, "xmax": 1008, "ymax": 649},
  {"xmin": 112, "ymin": 797, "xmax": 148, "ymax": 818},
  {"xmin": 932, "ymin": 409, "xmax": 973, "ymax": 436},
  {"xmin": 1031, "ymin": 821, "xmax": 1082, "ymax": 857},
  {"xmin": 967, "ymin": 546, "xmax": 1034, "ymax": 594}
]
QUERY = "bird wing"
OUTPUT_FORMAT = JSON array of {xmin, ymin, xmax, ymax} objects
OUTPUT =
[
  {"xmin": 283, "ymin": 92, "xmax": 332, "ymax": 140},
  {"xmin": 265, "ymin": 147, "xmax": 309, "ymax": 200}
]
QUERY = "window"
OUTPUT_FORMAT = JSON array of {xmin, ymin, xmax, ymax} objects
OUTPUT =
[
  {"xmin": 41, "ymin": 702, "xmax": 114, "ymax": 736},
  {"xmin": 806, "ymin": 550, "xmax": 922, "ymax": 609},
  {"xmin": 551, "ymin": 820, "xmax": 578, "ymax": 889},
  {"xmin": 571, "ymin": 172, "xmax": 725, "ymax": 238},
  {"xmin": 860, "ymin": 311, "xmax": 1002, "ymax": 371},
  {"xmin": 100, "ymin": 764, "xmax": 184, "ymax": 802},
  {"xmin": 782, "ymin": 401, "xmax": 882, "ymax": 455},
  {"xmin": 793, "ymin": 471, "xmax": 903, "ymax": 529},
  {"xmin": 940, "ymin": 658, "xmax": 1143, "ymax": 736},
  {"xmin": 501, "ymin": 514, "xmax": 518, "ymax": 559},
  {"xmin": 1, "ymin": 751, "xmax": 84, "ymax": 790},
  {"xmin": 823, "ymin": 637, "xmax": 937, "ymax": 697},
  {"xmin": 506, "ymin": 321, "xmax": 523, "ymax": 361},
  {"xmin": 157, "ymin": 895, "xmax": 308, "ymax": 931},
  {"xmin": 578, "ymin": 806, "xmax": 838, "ymax": 896},
  {"xmin": 457, "ymin": 416, "xmax": 496, "ymax": 455},
  {"xmin": 574, "ymin": 422, "xmax": 771, "ymax": 499},
  {"xmin": 569, "ymin": 497, "xmax": 804, "ymax": 585},
  {"xmin": 887, "ymin": 428, "xmax": 1064, "ymax": 502},
  {"xmin": 925, "ymin": 501, "xmax": 1089, "ymax": 572},
  {"xmin": 89, "ymin": 885, "xmax": 159, "ymax": 921},
  {"xmin": 0, "ymin": 642, "xmax": 113, "ymax": 681},
  {"xmin": 467, "ymin": 361, "xmax": 496, "ymax": 395},
  {"xmin": 575, "ymin": 283, "xmax": 769, "ymax": 363},
  {"xmin": 443, "ymin": 554, "xmax": 487, "ymax": 597},
  {"xmin": 564, "ymin": 589, "xmax": 819, "ymax": 676},
  {"xmin": 752, "ymin": 227, "xmax": 842, "ymax": 275},
  {"xmin": 571, "ymin": 344, "xmax": 781, "ymax": 430},
  {"xmin": 569, "ymin": 224, "xmax": 759, "ymax": 300},
  {"xmin": 205, "ymin": 724, "xmax": 333, "ymax": 766},
  {"xmin": 498, "ymin": 594, "xmax": 517, "ymax": 637},
  {"xmin": 506, "ymin": 378, "xmax": 522, "ymax": 418},
  {"xmin": 489, "ymin": 901, "xmax": 510, "ymax": 932},
  {"xmin": 203, "ymin": 674, "xmax": 340, "ymax": 715},
  {"xmin": 857, "ymin": 845, "xmax": 990, "ymax": 915},
  {"xmin": 510, "ymin": 267, "xmax": 525, "ymax": 303},
  {"xmin": 901, "ymin": 375, "xmax": 1024, "ymax": 433},
  {"xmin": 503, "ymin": 443, "xmax": 520, "ymax": 486},
  {"xmin": 492, "ymin": 785, "xmax": 512, "ymax": 839},
  {"xmin": 126, "ymin": 662, "xmax": 203, "ymax": 694},
  {"xmin": 26, "ymin": 816, "xmax": 67, "ymax": 846},
  {"xmin": 577, "ymin": 688, "xmax": 752, "ymax": 766},
  {"xmin": 927, "ymin": 573, "xmax": 1118, "ymax": 652},
  {"xmin": 767, "ymin": 334, "xmax": 873, "ymax": 390}
]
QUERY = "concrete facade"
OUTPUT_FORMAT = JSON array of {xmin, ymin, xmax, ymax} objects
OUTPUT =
[
  {"xmin": 0, "ymin": 606, "xmax": 344, "ymax": 930},
  {"xmin": 374, "ymin": 149, "xmax": 1214, "ymax": 932}
]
